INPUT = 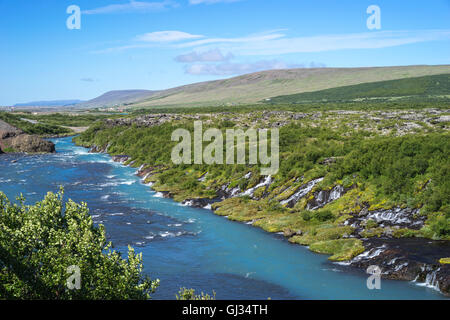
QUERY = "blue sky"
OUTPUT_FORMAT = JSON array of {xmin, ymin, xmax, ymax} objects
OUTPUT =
[{"xmin": 0, "ymin": 0, "xmax": 449, "ymax": 105}]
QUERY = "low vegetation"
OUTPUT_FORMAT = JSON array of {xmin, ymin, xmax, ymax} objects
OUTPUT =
[
  {"xmin": 0, "ymin": 112, "xmax": 72, "ymax": 136},
  {"xmin": 266, "ymin": 74, "xmax": 450, "ymax": 104}
]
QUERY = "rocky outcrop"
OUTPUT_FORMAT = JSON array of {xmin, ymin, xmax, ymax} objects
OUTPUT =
[
  {"xmin": 306, "ymin": 184, "xmax": 353, "ymax": 210},
  {"xmin": 0, "ymin": 119, "xmax": 55, "ymax": 153},
  {"xmin": 111, "ymin": 155, "xmax": 130, "ymax": 163},
  {"xmin": 337, "ymin": 238, "xmax": 450, "ymax": 296},
  {"xmin": 344, "ymin": 207, "xmax": 426, "ymax": 232},
  {"xmin": 181, "ymin": 198, "xmax": 216, "ymax": 208},
  {"xmin": 280, "ymin": 178, "xmax": 324, "ymax": 208}
]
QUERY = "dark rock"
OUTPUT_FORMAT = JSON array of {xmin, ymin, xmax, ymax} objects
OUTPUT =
[
  {"xmin": 280, "ymin": 177, "xmax": 324, "ymax": 208},
  {"xmin": 340, "ymin": 237, "xmax": 450, "ymax": 296},
  {"xmin": 182, "ymin": 198, "xmax": 210, "ymax": 208},
  {"xmin": 283, "ymin": 229, "xmax": 296, "ymax": 237},
  {"xmin": 348, "ymin": 207, "xmax": 425, "ymax": 230},
  {"xmin": 111, "ymin": 155, "xmax": 130, "ymax": 163},
  {"xmin": 0, "ymin": 119, "xmax": 55, "ymax": 153},
  {"xmin": 306, "ymin": 184, "xmax": 352, "ymax": 210}
]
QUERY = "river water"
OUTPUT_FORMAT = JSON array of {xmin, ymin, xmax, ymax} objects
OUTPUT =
[{"xmin": 0, "ymin": 137, "xmax": 446, "ymax": 299}]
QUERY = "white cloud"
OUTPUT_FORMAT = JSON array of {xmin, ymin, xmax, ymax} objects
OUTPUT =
[
  {"xmin": 175, "ymin": 49, "xmax": 233, "ymax": 62},
  {"xmin": 82, "ymin": 0, "xmax": 177, "ymax": 15},
  {"xmin": 94, "ymin": 29, "xmax": 450, "ymax": 56},
  {"xmin": 178, "ymin": 29, "xmax": 450, "ymax": 56},
  {"xmin": 178, "ymin": 32, "xmax": 285, "ymax": 48},
  {"xmin": 135, "ymin": 31, "xmax": 204, "ymax": 42}
]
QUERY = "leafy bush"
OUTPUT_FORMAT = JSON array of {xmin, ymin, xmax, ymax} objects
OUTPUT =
[
  {"xmin": 315, "ymin": 210, "xmax": 334, "ymax": 222},
  {"xmin": 301, "ymin": 210, "xmax": 312, "ymax": 221},
  {"xmin": 0, "ymin": 190, "xmax": 159, "ymax": 299},
  {"xmin": 176, "ymin": 287, "xmax": 216, "ymax": 300}
]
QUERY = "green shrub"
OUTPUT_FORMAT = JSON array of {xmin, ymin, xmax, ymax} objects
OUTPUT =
[
  {"xmin": 0, "ymin": 190, "xmax": 159, "ymax": 299},
  {"xmin": 176, "ymin": 288, "xmax": 216, "ymax": 300},
  {"xmin": 315, "ymin": 210, "xmax": 334, "ymax": 222}
]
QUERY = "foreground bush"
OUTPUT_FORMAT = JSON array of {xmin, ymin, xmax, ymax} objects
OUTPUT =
[
  {"xmin": 0, "ymin": 189, "xmax": 159, "ymax": 299},
  {"xmin": 176, "ymin": 287, "xmax": 216, "ymax": 300}
]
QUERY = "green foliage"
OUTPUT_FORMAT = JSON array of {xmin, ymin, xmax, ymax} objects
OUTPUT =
[
  {"xmin": 364, "ymin": 219, "xmax": 378, "ymax": 229},
  {"xmin": 315, "ymin": 210, "xmax": 334, "ymax": 222},
  {"xmin": 0, "ymin": 112, "xmax": 72, "ymax": 136},
  {"xmin": 267, "ymin": 74, "xmax": 450, "ymax": 104},
  {"xmin": 424, "ymin": 212, "xmax": 450, "ymax": 239},
  {"xmin": 0, "ymin": 190, "xmax": 159, "ymax": 299},
  {"xmin": 300, "ymin": 210, "xmax": 313, "ymax": 221},
  {"xmin": 176, "ymin": 287, "xmax": 216, "ymax": 300},
  {"xmin": 23, "ymin": 113, "xmax": 111, "ymax": 127},
  {"xmin": 332, "ymin": 133, "xmax": 449, "ymax": 213}
]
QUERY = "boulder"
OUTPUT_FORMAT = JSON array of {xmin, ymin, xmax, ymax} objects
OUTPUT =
[{"xmin": 0, "ymin": 119, "xmax": 55, "ymax": 153}]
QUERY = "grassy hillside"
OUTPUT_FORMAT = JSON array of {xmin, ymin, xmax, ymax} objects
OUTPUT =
[
  {"xmin": 124, "ymin": 65, "xmax": 450, "ymax": 109},
  {"xmin": 74, "ymin": 109, "xmax": 449, "ymax": 263},
  {"xmin": 267, "ymin": 74, "xmax": 450, "ymax": 104}
]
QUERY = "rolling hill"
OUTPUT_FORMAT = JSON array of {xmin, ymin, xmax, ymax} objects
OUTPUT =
[
  {"xmin": 74, "ymin": 65, "xmax": 450, "ymax": 109},
  {"xmin": 76, "ymin": 90, "xmax": 157, "ymax": 109},
  {"xmin": 266, "ymin": 73, "xmax": 450, "ymax": 104},
  {"xmin": 127, "ymin": 65, "xmax": 450, "ymax": 108}
]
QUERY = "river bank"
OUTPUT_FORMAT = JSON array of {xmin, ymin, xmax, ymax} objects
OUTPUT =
[
  {"xmin": 2, "ymin": 136, "xmax": 447, "ymax": 299},
  {"xmin": 82, "ymin": 141, "xmax": 449, "ymax": 297},
  {"xmin": 72, "ymin": 109, "xmax": 450, "ymax": 297}
]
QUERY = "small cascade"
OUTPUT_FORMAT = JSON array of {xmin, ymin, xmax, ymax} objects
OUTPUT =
[
  {"xmin": 415, "ymin": 268, "xmax": 441, "ymax": 292},
  {"xmin": 241, "ymin": 175, "xmax": 272, "ymax": 198},
  {"xmin": 280, "ymin": 177, "xmax": 324, "ymax": 208}
]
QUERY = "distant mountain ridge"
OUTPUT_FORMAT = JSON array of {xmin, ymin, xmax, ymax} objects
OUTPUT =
[
  {"xmin": 76, "ymin": 90, "xmax": 157, "ymax": 109},
  {"xmin": 14, "ymin": 100, "xmax": 84, "ymax": 107}
]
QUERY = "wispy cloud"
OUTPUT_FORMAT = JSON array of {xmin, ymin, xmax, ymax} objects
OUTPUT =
[
  {"xmin": 178, "ymin": 32, "xmax": 285, "ymax": 48},
  {"xmin": 82, "ymin": 0, "xmax": 177, "ymax": 15},
  {"xmin": 178, "ymin": 29, "xmax": 450, "ymax": 55},
  {"xmin": 175, "ymin": 49, "xmax": 233, "ymax": 62},
  {"xmin": 80, "ymin": 77, "xmax": 95, "ymax": 82},
  {"xmin": 94, "ymin": 29, "xmax": 450, "ymax": 56},
  {"xmin": 135, "ymin": 31, "xmax": 204, "ymax": 42}
]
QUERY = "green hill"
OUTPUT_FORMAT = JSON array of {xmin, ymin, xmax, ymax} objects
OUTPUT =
[
  {"xmin": 266, "ymin": 74, "xmax": 450, "ymax": 104},
  {"xmin": 120, "ymin": 65, "xmax": 450, "ymax": 109}
]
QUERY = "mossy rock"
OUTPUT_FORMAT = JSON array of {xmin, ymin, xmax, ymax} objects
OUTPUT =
[
  {"xmin": 254, "ymin": 214, "xmax": 302, "ymax": 233},
  {"xmin": 364, "ymin": 219, "xmax": 378, "ymax": 229},
  {"xmin": 309, "ymin": 239, "xmax": 365, "ymax": 261},
  {"xmin": 288, "ymin": 225, "xmax": 354, "ymax": 245},
  {"xmin": 392, "ymin": 228, "xmax": 420, "ymax": 238},
  {"xmin": 360, "ymin": 227, "xmax": 384, "ymax": 238},
  {"xmin": 212, "ymin": 197, "xmax": 267, "ymax": 222}
]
